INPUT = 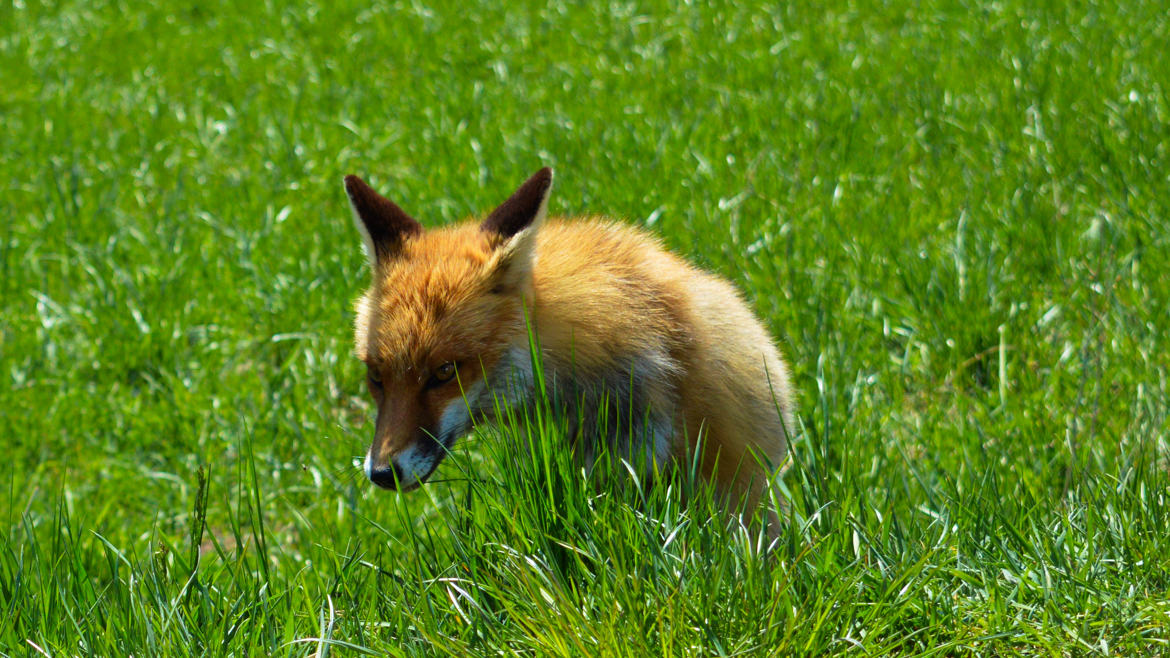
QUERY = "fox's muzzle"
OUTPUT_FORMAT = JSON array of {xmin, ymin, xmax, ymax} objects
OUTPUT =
[
  {"xmin": 366, "ymin": 461, "xmax": 404, "ymax": 490},
  {"xmin": 364, "ymin": 429, "xmax": 446, "ymax": 491}
]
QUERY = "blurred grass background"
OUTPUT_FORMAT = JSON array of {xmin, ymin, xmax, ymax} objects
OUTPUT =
[{"xmin": 1, "ymin": 0, "xmax": 1168, "ymax": 654}]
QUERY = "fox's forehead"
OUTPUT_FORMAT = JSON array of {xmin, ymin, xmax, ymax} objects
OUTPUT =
[{"xmin": 354, "ymin": 226, "xmax": 506, "ymax": 373}]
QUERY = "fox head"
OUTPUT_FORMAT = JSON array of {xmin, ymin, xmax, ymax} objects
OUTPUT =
[{"xmin": 344, "ymin": 168, "xmax": 552, "ymax": 491}]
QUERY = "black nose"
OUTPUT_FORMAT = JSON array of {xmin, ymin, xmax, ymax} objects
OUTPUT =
[{"xmin": 369, "ymin": 463, "xmax": 402, "ymax": 489}]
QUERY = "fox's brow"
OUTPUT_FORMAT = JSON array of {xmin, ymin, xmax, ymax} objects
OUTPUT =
[
  {"xmin": 363, "ymin": 354, "xmax": 414, "ymax": 377},
  {"xmin": 363, "ymin": 355, "xmax": 390, "ymax": 371}
]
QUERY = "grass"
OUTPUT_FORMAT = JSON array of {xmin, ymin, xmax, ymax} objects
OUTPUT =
[{"xmin": 2, "ymin": 0, "xmax": 1169, "ymax": 654}]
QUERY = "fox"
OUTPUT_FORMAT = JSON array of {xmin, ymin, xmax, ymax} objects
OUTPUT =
[{"xmin": 344, "ymin": 167, "xmax": 796, "ymax": 519}]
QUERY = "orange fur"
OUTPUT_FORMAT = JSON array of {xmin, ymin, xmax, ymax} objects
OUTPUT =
[{"xmin": 345, "ymin": 169, "xmax": 795, "ymax": 518}]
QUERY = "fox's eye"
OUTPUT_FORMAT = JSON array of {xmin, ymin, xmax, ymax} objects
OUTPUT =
[
  {"xmin": 427, "ymin": 362, "xmax": 457, "ymax": 388},
  {"xmin": 367, "ymin": 366, "xmax": 382, "ymax": 388}
]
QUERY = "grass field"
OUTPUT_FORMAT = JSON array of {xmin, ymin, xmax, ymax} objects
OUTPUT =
[{"xmin": 2, "ymin": 0, "xmax": 1169, "ymax": 654}]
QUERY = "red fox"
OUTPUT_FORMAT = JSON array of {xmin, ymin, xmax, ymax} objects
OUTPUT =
[{"xmin": 344, "ymin": 168, "xmax": 795, "ymax": 517}]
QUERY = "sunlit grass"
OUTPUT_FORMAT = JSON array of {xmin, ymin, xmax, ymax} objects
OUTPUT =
[{"xmin": 2, "ymin": 0, "xmax": 1169, "ymax": 654}]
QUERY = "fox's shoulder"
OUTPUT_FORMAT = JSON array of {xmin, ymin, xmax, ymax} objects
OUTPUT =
[
  {"xmin": 539, "ymin": 215, "xmax": 660, "ymax": 243},
  {"xmin": 525, "ymin": 216, "xmax": 706, "ymax": 370},
  {"xmin": 534, "ymin": 216, "xmax": 687, "ymax": 277}
]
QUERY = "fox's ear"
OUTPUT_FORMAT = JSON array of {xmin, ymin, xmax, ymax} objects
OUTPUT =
[
  {"xmin": 482, "ymin": 167, "xmax": 553, "ymax": 293},
  {"xmin": 344, "ymin": 175, "xmax": 422, "ymax": 265},
  {"xmin": 481, "ymin": 167, "xmax": 553, "ymax": 240}
]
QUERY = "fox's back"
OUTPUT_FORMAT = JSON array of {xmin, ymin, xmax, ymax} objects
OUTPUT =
[
  {"xmin": 530, "ymin": 218, "xmax": 794, "ymax": 499},
  {"xmin": 530, "ymin": 219, "xmax": 692, "ymax": 373}
]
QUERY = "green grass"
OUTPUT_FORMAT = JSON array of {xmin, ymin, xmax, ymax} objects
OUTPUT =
[{"xmin": 2, "ymin": 0, "xmax": 1169, "ymax": 654}]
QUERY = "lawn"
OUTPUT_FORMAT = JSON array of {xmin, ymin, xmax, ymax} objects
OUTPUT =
[{"xmin": 2, "ymin": 0, "xmax": 1168, "ymax": 654}]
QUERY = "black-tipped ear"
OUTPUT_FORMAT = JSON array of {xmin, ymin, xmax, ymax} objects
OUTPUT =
[
  {"xmin": 344, "ymin": 175, "xmax": 422, "ymax": 264},
  {"xmin": 480, "ymin": 167, "xmax": 553, "ymax": 240}
]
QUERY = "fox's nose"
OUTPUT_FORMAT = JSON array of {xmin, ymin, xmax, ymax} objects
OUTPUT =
[{"xmin": 368, "ymin": 463, "xmax": 402, "ymax": 490}]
